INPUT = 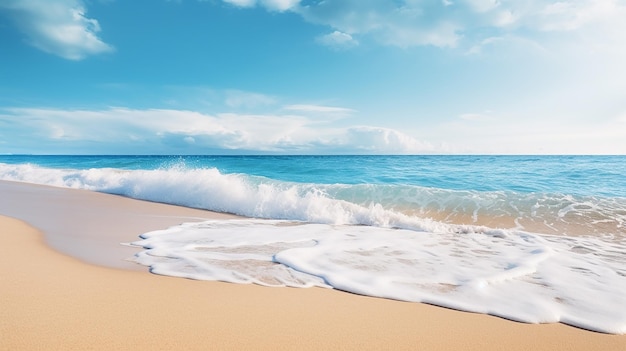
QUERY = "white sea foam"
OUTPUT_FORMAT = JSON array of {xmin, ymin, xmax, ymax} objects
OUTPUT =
[
  {"xmin": 1, "ymin": 163, "xmax": 624, "ymax": 237},
  {"xmin": 0, "ymin": 163, "xmax": 493, "ymax": 233},
  {"xmin": 132, "ymin": 219, "xmax": 626, "ymax": 334}
]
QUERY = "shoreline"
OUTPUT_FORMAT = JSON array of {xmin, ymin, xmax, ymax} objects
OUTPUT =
[
  {"xmin": 1, "ymin": 180, "xmax": 626, "ymax": 350},
  {"xmin": 0, "ymin": 180, "xmax": 242, "ymax": 270}
]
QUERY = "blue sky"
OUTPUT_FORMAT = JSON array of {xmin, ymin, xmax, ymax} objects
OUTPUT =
[{"xmin": 1, "ymin": 0, "xmax": 625, "ymax": 154}]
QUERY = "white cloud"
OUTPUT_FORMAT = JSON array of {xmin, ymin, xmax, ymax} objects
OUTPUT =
[
  {"xmin": 221, "ymin": 0, "xmax": 300, "ymax": 11},
  {"xmin": 213, "ymin": 0, "xmax": 626, "ymax": 56},
  {"xmin": 294, "ymin": 0, "xmax": 463, "ymax": 48},
  {"xmin": 536, "ymin": 0, "xmax": 617, "ymax": 32},
  {"xmin": 2, "ymin": 105, "xmax": 624, "ymax": 154},
  {"xmin": 465, "ymin": 0, "xmax": 501, "ymax": 13},
  {"xmin": 316, "ymin": 31, "xmax": 359, "ymax": 49},
  {"xmin": 222, "ymin": 0, "xmax": 256, "ymax": 8},
  {"xmin": 0, "ymin": 0, "xmax": 113, "ymax": 60},
  {"xmin": 340, "ymin": 126, "xmax": 435, "ymax": 154},
  {"xmin": 0, "ymin": 107, "xmax": 433, "ymax": 154},
  {"xmin": 465, "ymin": 36, "xmax": 501, "ymax": 55},
  {"xmin": 283, "ymin": 104, "xmax": 355, "ymax": 115},
  {"xmin": 261, "ymin": 0, "xmax": 301, "ymax": 12}
]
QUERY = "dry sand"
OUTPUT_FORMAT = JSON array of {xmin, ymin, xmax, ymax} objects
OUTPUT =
[{"xmin": 1, "ymin": 180, "xmax": 625, "ymax": 350}]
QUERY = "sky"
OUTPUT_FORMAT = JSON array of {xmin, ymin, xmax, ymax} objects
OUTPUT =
[{"xmin": 1, "ymin": 0, "xmax": 625, "ymax": 155}]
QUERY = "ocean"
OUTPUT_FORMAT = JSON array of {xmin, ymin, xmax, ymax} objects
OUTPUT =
[{"xmin": 1, "ymin": 155, "xmax": 625, "ymax": 333}]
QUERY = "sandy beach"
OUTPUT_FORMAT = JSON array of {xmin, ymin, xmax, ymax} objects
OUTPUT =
[{"xmin": 1, "ymin": 180, "xmax": 625, "ymax": 350}]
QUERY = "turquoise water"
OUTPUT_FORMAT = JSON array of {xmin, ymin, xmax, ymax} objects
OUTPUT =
[
  {"xmin": 2, "ymin": 155, "xmax": 625, "ymax": 196},
  {"xmin": 1, "ymin": 155, "xmax": 625, "ymax": 236},
  {"xmin": 1, "ymin": 155, "xmax": 626, "ymax": 333}
]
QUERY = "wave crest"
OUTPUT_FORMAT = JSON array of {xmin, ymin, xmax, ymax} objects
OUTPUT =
[{"xmin": 1, "ymin": 162, "xmax": 624, "ymax": 238}]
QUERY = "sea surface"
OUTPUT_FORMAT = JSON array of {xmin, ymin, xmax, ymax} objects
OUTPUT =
[{"xmin": 1, "ymin": 155, "xmax": 625, "ymax": 333}]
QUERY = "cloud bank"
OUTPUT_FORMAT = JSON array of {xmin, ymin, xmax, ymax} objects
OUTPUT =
[
  {"xmin": 0, "ymin": 0, "xmax": 113, "ymax": 60},
  {"xmin": 217, "ymin": 0, "xmax": 626, "ymax": 53},
  {"xmin": 0, "ymin": 107, "xmax": 433, "ymax": 154},
  {"xmin": 1, "ymin": 104, "xmax": 624, "ymax": 155}
]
